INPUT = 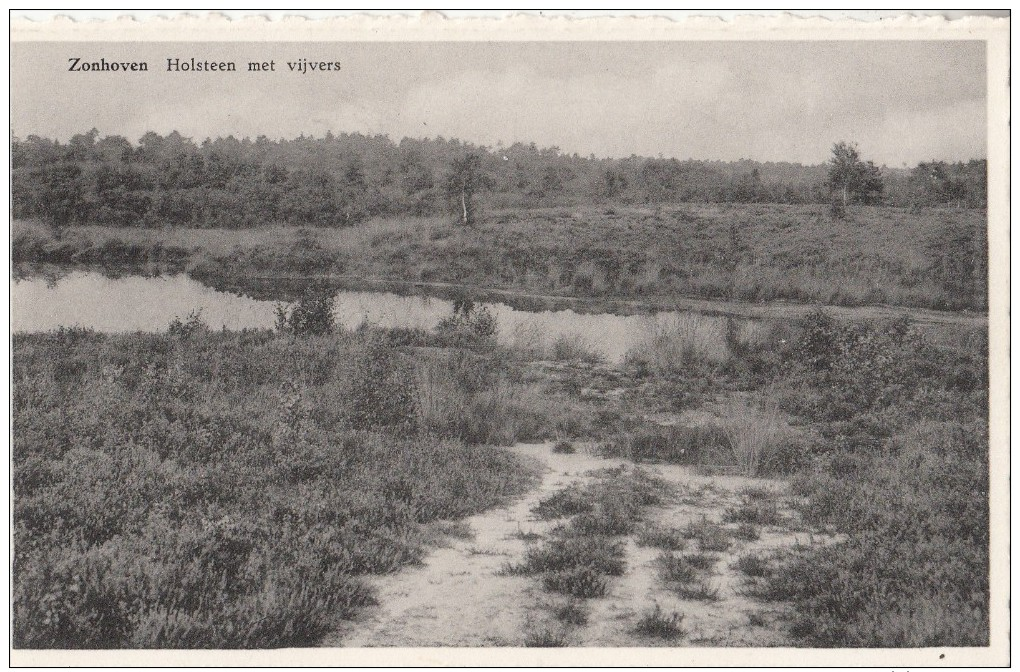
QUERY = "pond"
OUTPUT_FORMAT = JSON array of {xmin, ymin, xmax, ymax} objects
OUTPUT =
[{"xmin": 11, "ymin": 270, "xmax": 751, "ymax": 364}]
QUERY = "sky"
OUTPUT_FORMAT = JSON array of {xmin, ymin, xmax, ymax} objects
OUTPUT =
[{"xmin": 11, "ymin": 40, "xmax": 987, "ymax": 166}]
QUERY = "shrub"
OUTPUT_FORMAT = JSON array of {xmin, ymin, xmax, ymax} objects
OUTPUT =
[
  {"xmin": 519, "ymin": 535, "xmax": 626, "ymax": 577},
  {"xmin": 655, "ymin": 552, "xmax": 700, "ymax": 584},
  {"xmin": 435, "ymin": 299, "xmax": 497, "ymax": 339},
  {"xmin": 520, "ymin": 469, "xmax": 669, "ymax": 601},
  {"xmin": 680, "ymin": 552, "xmax": 719, "ymax": 572},
  {"xmin": 552, "ymin": 439, "xmax": 576, "ymax": 454},
  {"xmin": 524, "ymin": 626, "xmax": 569, "ymax": 647},
  {"xmin": 532, "ymin": 484, "xmax": 593, "ymax": 520},
  {"xmin": 12, "ymin": 329, "xmax": 538, "ymax": 648},
  {"xmin": 414, "ymin": 351, "xmax": 584, "ymax": 446},
  {"xmin": 274, "ymin": 285, "xmax": 337, "ymax": 336},
  {"xmin": 670, "ymin": 578, "xmax": 720, "ymax": 602},
  {"xmin": 635, "ymin": 524, "xmax": 687, "ymax": 551},
  {"xmin": 598, "ymin": 424, "xmax": 729, "ymax": 465},
  {"xmin": 550, "ymin": 334, "xmax": 604, "ymax": 364},
  {"xmin": 167, "ymin": 309, "xmax": 208, "ymax": 340},
  {"xmin": 732, "ymin": 523, "xmax": 760, "ymax": 541},
  {"xmin": 723, "ymin": 492, "xmax": 783, "ymax": 526},
  {"xmin": 634, "ymin": 605, "xmax": 686, "ymax": 641},
  {"xmin": 552, "ymin": 600, "xmax": 588, "ymax": 626},
  {"xmin": 344, "ymin": 338, "xmax": 417, "ymax": 431},
  {"xmin": 734, "ymin": 553, "xmax": 771, "ymax": 578},
  {"xmin": 747, "ymin": 420, "xmax": 989, "ymax": 647},
  {"xmin": 542, "ymin": 566, "xmax": 610, "ymax": 599},
  {"xmin": 626, "ymin": 314, "xmax": 730, "ymax": 373},
  {"xmin": 569, "ymin": 504, "xmax": 639, "ymax": 537},
  {"xmin": 684, "ymin": 517, "xmax": 731, "ymax": 552},
  {"xmin": 532, "ymin": 468, "xmax": 668, "ymax": 526}
]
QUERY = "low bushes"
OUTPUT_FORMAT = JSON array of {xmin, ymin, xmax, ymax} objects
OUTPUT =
[
  {"xmin": 10, "ymin": 205, "xmax": 991, "ymax": 312},
  {"xmin": 626, "ymin": 314, "xmax": 731, "ymax": 374},
  {"xmin": 723, "ymin": 488, "xmax": 784, "ymax": 526},
  {"xmin": 12, "ymin": 327, "xmax": 537, "ymax": 648},
  {"xmin": 683, "ymin": 517, "xmax": 732, "ymax": 553},
  {"xmin": 413, "ymin": 347, "xmax": 594, "ymax": 446},
  {"xmin": 549, "ymin": 334, "xmax": 605, "ymax": 365},
  {"xmin": 655, "ymin": 552, "xmax": 720, "ymax": 602},
  {"xmin": 735, "ymin": 310, "xmax": 990, "ymax": 647},
  {"xmin": 519, "ymin": 535, "xmax": 627, "ymax": 578},
  {"xmin": 552, "ymin": 600, "xmax": 589, "ymax": 626},
  {"xmin": 634, "ymin": 605, "xmax": 686, "ymax": 641},
  {"xmin": 512, "ymin": 468, "xmax": 670, "ymax": 600},
  {"xmin": 596, "ymin": 423, "xmax": 730, "ymax": 466},
  {"xmin": 634, "ymin": 523, "xmax": 687, "ymax": 551},
  {"xmin": 761, "ymin": 420, "xmax": 989, "ymax": 647}
]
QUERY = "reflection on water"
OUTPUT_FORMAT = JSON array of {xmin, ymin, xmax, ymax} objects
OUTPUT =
[
  {"xmin": 11, "ymin": 271, "xmax": 742, "ymax": 364},
  {"xmin": 12, "ymin": 273, "xmax": 280, "ymax": 333}
]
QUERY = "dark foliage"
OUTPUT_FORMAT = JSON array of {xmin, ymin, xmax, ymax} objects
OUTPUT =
[
  {"xmin": 12, "ymin": 329, "xmax": 535, "ymax": 648},
  {"xmin": 11, "ymin": 131, "xmax": 986, "ymax": 232},
  {"xmin": 744, "ymin": 309, "xmax": 990, "ymax": 647}
]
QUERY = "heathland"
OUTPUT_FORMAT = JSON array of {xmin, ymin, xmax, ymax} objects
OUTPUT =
[
  {"xmin": 13, "ymin": 202, "xmax": 987, "ymax": 313},
  {"xmin": 13, "ymin": 285, "xmax": 989, "ymax": 647},
  {"xmin": 11, "ymin": 132, "xmax": 991, "ymax": 649}
]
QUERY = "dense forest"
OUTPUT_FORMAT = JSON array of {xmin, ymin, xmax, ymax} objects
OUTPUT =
[{"xmin": 12, "ymin": 130, "xmax": 988, "ymax": 229}]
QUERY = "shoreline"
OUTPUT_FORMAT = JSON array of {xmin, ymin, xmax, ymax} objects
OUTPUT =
[{"xmin": 14, "ymin": 260, "xmax": 989, "ymax": 329}]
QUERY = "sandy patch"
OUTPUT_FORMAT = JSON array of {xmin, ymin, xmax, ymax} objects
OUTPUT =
[
  {"xmin": 328, "ymin": 442, "xmax": 829, "ymax": 647},
  {"xmin": 326, "ymin": 443, "xmax": 627, "ymax": 647}
]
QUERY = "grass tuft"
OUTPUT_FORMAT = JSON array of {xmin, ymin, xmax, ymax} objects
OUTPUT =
[
  {"xmin": 732, "ymin": 522, "xmax": 761, "ymax": 541},
  {"xmin": 670, "ymin": 578, "xmax": 721, "ymax": 602},
  {"xmin": 552, "ymin": 600, "xmax": 589, "ymax": 626},
  {"xmin": 734, "ymin": 553, "xmax": 772, "ymax": 578},
  {"xmin": 684, "ymin": 517, "xmax": 732, "ymax": 552},
  {"xmin": 717, "ymin": 400, "xmax": 791, "ymax": 477},
  {"xmin": 552, "ymin": 440, "xmax": 577, "ymax": 454},
  {"xmin": 542, "ymin": 567, "xmax": 610, "ymax": 599},
  {"xmin": 634, "ymin": 605, "xmax": 686, "ymax": 641},
  {"xmin": 524, "ymin": 627, "xmax": 569, "ymax": 647},
  {"xmin": 635, "ymin": 523, "xmax": 687, "ymax": 551}
]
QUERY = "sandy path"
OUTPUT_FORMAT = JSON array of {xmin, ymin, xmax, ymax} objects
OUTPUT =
[
  {"xmin": 575, "ymin": 470, "xmax": 812, "ymax": 648},
  {"xmin": 327, "ymin": 442, "xmax": 825, "ymax": 647},
  {"xmin": 326, "ymin": 444, "xmax": 628, "ymax": 647}
]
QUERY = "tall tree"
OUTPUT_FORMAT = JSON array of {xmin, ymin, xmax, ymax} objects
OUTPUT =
[
  {"xmin": 447, "ymin": 152, "xmax": 487, "ymax": 225},
  {"xmin": 827, "ymin": 141, "xmax": 883, "ymax": 207}
]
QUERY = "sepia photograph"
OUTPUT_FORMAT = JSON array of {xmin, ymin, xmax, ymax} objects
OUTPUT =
[{"xmin": 8, "ymin": 11, "xmax": 1010, "ymax": 667}]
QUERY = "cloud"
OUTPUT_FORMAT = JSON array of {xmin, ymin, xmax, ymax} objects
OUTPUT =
[{"xmin": 12, "ymin": 41, "xmax": 988, "ymax": 165}]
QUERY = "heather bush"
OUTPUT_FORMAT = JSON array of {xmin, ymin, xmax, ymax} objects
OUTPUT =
[
  {"xmin": 523, "ymin": 626, "xmax": 569, "ymax": 647},
  {"xmin": 517, "ymin": 468, "xmax": 669, "ymax": 601},
  {"xmin": 435, "ymin": 299, "xmax": 497, "ymax": 339},
  {"xmin": 751, "ymin": 419, "xmax": 988, "ymax": 645},
  {"xmin": 12, "ymin": 329, "xmax": 536, "ymax": 648},
  {"xmin": 634, "ymin": 523, "xmax": 687, "ymax": 551},
  {"xmin": 274, "ymin": 284, "xmax": 337, "ymax": 336},
  {"xmin": 634, "ymin": 605, "xmax": 686, "ymax": 641},
  {"xmin": 597, "ymin": 423, "xmax": 729, "ymax": 465},
  {"xmin": 724, "ymin": 488, "xmax": 784, "ymax": 526},
  {"xmin": 738, "ymin": 311, "xmax": 991, "ymax": 647},
  {"xmin": 683, "ymin": 517, "xmax": 731, "ymax": 553},
  {"xmin": 552, "ymin": 600, "xmax": 589, "ymax": 626}
]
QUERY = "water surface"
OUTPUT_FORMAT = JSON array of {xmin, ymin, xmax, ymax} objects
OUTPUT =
[{"xmin": 11, "ymin": 271, "xmax": 740, "ymax": 364}]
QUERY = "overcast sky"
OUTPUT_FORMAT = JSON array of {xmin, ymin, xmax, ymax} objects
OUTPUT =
[{"xmin": 12, "ymin": 40, "xmax": 986, "ymax": 166}]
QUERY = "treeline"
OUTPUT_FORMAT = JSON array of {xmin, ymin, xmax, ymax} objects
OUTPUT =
[{"xmin": 11, "ymin": 129, "xmax": 987, "ymax": 229}]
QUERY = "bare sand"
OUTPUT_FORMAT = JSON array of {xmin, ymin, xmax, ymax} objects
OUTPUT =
[{"xmin": 328, "ymin": 442, "xmax": 824, "ymax": 648}]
